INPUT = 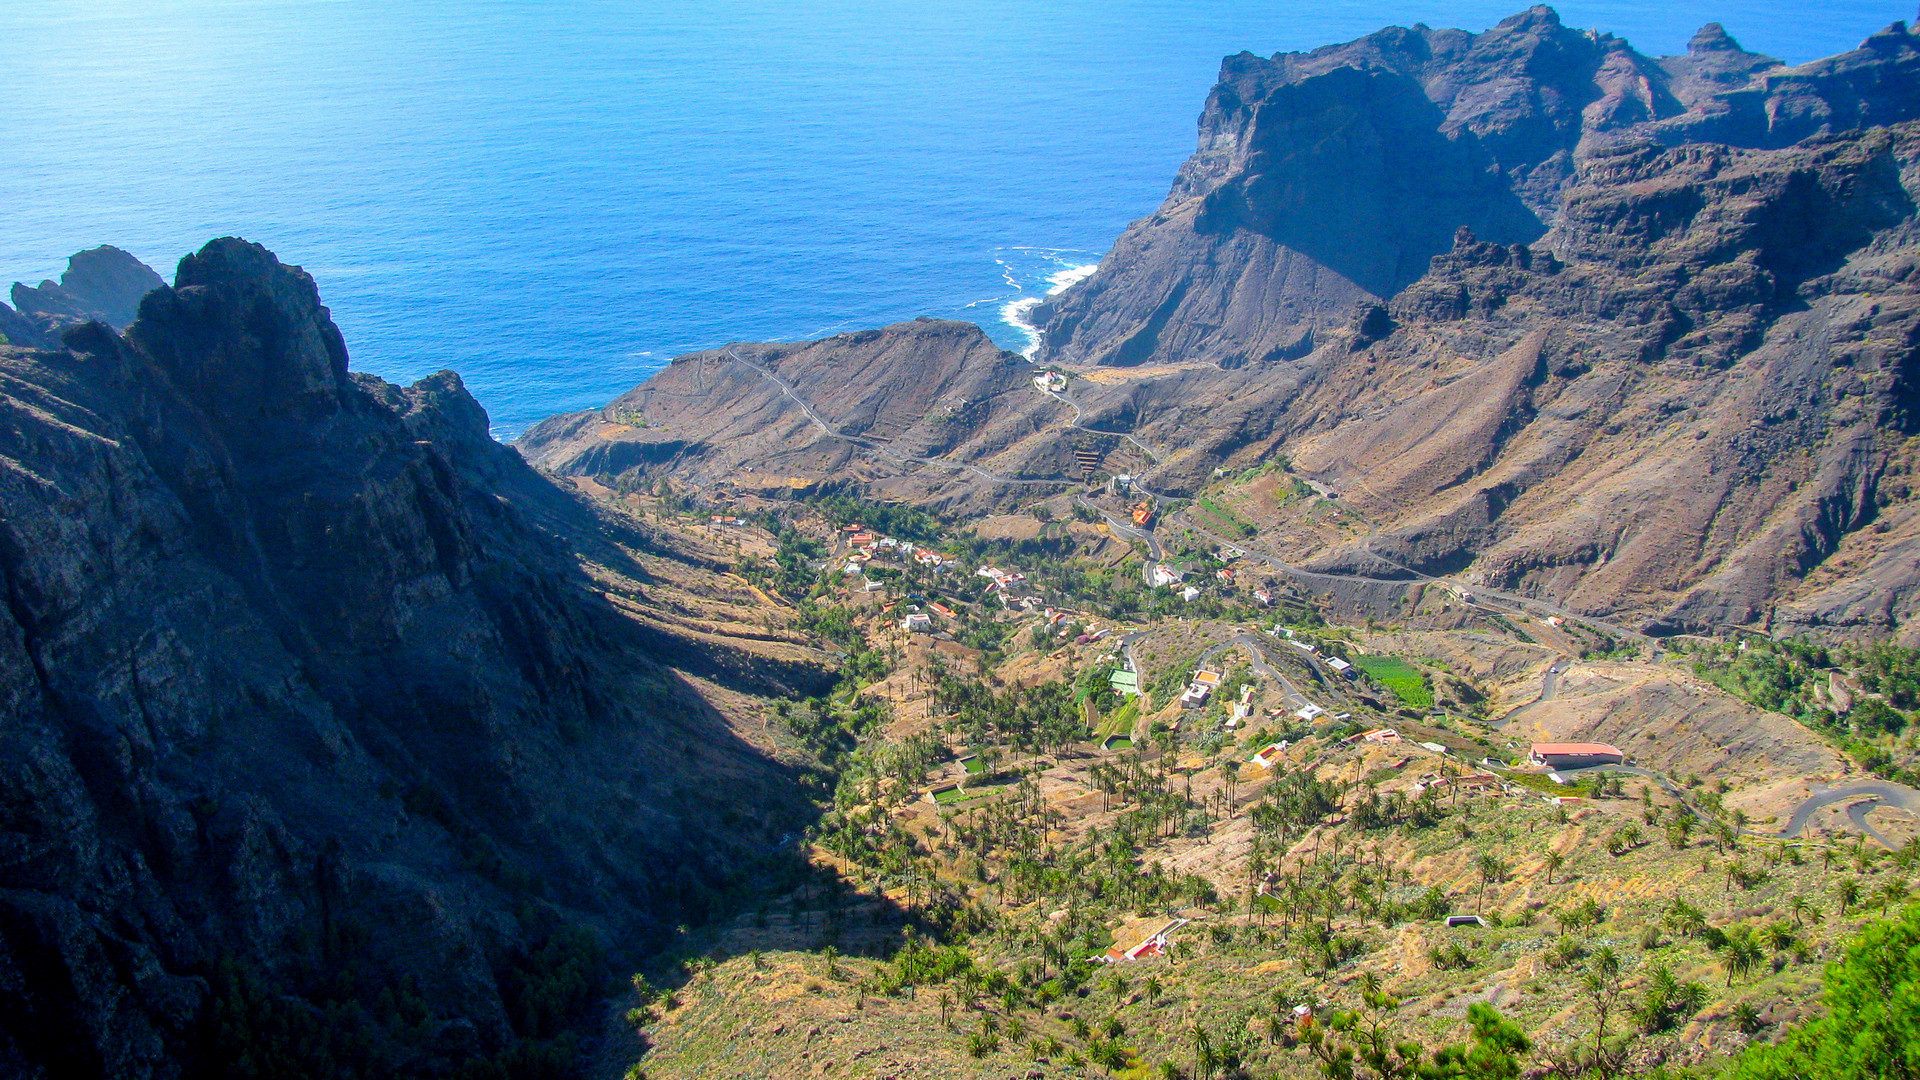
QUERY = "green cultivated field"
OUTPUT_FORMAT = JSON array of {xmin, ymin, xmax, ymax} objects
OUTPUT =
[
  {"xmin": 1196, "ymin": 496, "xmax": 1256, "ymax": 538},
  {"xmin": 1353, "ymin": 655, "xmax": 1433, "ymax": 707}
]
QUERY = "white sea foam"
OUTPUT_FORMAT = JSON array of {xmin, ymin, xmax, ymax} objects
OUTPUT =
[
  {"xmin": 1044, "ymin": 262, "xmax": 1098, "ymax": 295},
  {"xmin": 1001, "ymin": 297, "xmax": 1045, "ymax": 357},
  {"xmin": 1001, "ymin": 259, "xmax": 1098, "ymax": 358}
]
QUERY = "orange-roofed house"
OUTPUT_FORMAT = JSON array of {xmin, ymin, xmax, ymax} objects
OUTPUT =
[{"xmin": 1530, "ymin": 742, "xmax": 1624, "ymax": 769}]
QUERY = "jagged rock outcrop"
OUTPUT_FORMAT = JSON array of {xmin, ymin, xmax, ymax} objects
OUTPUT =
[
  {"xmin": 0, "ymin": 240, "xmax": 817, "ymax": 1078},
  {"xmin": 1032, "ymin": 7, "xmax": 1920, "ymax": 370},
  {"xmin": 10, "ymin": 245, "xmax": 166, "ymax": 336}
]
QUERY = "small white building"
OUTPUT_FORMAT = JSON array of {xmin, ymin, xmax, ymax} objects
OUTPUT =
[
  {"xmin": 901, "ymin": 612, "xmax": 933, "ymax": 632},
  {"xmin": 1250, "ymin": 742, "xmax": 1290, "ymax": 769}
]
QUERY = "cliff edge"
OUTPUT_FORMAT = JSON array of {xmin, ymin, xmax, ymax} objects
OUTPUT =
[
  {"xmin": 1033, "ymin": 8, "xmax": 1920, "ymax": 370},
  {"xmin": 0, "ymin": 240, "xmax": 818, "ymax": 1078}
]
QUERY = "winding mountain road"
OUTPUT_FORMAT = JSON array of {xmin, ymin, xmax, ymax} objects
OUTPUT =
[
  {"xmin": 1040, "ymin": 385, "xmax": 1166, "ymax": 466},
  {"xmin": 1074, "ymin": 495, "xmax": 1166, "ymax": 586},
  {"xmin": 723, "ymin": 349, "xmax": 1072, "ymax": 489},
  {"xmin": 1170, "ymin": 510, "xmax": 1653, "ymax": 649},
  {"xmin": 1231, "ymin": 634, "xmax": 1320, "ymax": 715},
  {"xmin": 1848, "ymin": 801, "xmax": 1897, "ymax": 850},
  {"xmin": 1493, "ymin": 666, "xmax": 1559, "ymax": 730},
  {"xmin": 1782, "ymin": 781, "xmax": 1920, "ymax": 843}
]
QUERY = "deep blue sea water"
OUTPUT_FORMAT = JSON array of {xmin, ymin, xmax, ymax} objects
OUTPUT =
[{"xmin": 2, "ymin": 1, "xmax": 1912, "ymax": 437}]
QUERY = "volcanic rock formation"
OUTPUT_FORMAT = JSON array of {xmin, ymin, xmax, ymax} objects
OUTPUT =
[
  {"xmin": 10, "ymin": 244, "xmax": 167, "ymax": 339},
  {"xmin": 1031, "ymin": 7, "xmax": 1920, "ymax": 370},
  {"xmin": 0, "ymin": 240, "xmax": 819, "ymax": 1078},
  {"xmin": 523, "ymin": 12, "xmax": 1920, "ymax": 641}
]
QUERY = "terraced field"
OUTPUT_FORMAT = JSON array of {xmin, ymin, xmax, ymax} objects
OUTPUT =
[{"xmin": 1355, "ymin": 655, "xmax": 1434, "ymax": 708}]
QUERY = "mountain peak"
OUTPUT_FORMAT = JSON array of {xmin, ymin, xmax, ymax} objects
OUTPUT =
[
  {"xmin": 9, "ymin": 243, "xmax": 164, "ymax": 332},
  {"xmin": 129, "ymin": 238, "xmax": 352, "ymax": 426},
  {"xmin": 1494, "ymin": 5, "xmax": 1562, "ymax": 32},
  {"xmin": 1687, "ymin": 22, "xmax": 1741, "ymax": 54}
]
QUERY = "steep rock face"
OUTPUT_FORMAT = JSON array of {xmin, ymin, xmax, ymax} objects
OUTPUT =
[
  {"xmin": 1265, "ymin": 126, "xmax": 1920, "ymax": 636},
  {"xmin": 518, "ymin": 12, "xmax": 1920, "ymax": 640},
  {"xmin": 0, "ymin": 301, "xmax": 50, "ymax": 351},
  {"xmin": 11, "ymin": 245, "xmax": 166, "ymax": 334},
  {"xmin": 530, "ymin": 132, "xmax": 1920, "ymax": 639},
  {"xmin": 1033, "ymin": 8, "xmax": 1920, "ymax": 370},
  {"xmin": 0, "ymin": 240, "xmax": 812, "ymax": 1078}
]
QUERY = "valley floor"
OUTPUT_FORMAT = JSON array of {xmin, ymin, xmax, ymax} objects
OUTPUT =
[{"xmin": 549, "ymin": 481, "xmax": 1920, "ymax": 1080}]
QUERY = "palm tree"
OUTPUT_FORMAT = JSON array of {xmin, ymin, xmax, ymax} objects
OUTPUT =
[
  {"xmin": 1663, "ymin": 898, "xmax": 1707, "ymax": 939},
  {"xmin": 1190, "ymin": 1025, "xmax": 1218, "ymax": 1080},
  {"xmin": 1787, "ymin": 895, "xmax": 1815, "ymax": 927},
  {"xmin": 1477, "ymin": 853, "xmax": 1506, "ymax": 912},
  {"xmin": 1544, "ymin": 850, "xmax": 1565, "ymax": 885},
  {"xmin": 1837, "ymin": 877, "xmax": 1861, "ymax": 915},
  {"xmin": 1722, "ymin": 929, "xmax": 1763, "ymax": 987},
  {"xmin": 1091, "ymin": 1039, "xmax": 1128, "ymax": 1075},
  {"xmin": 1674, "ymin": 979, "xmax": 1709, "ymax": 1020},
  {"xmin": 1581, "ymin": 946, "xmax": 1624, "ymax": 1072}
]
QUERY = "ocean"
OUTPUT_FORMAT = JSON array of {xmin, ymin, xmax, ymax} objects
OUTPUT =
[{"xmin": 1, "ymin": 0, "xmax": 1910, "ymax": 438}]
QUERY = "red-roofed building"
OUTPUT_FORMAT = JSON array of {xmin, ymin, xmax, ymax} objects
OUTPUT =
[{"xmin": 1530, "ymin": 742, "xmax": 1624, "ymax": 769}]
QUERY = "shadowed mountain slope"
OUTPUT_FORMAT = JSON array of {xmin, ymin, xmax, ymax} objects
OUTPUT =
[
  {"xmin": 9, "ymin": 245, "xmax": 166, "ymax": 339},
  {"xmin": 0, "ymin": 240, "xmax": 824, "ymax": 1079}
]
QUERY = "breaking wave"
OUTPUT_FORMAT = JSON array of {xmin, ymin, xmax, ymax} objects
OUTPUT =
[{"xmin": 996, "ymin": 252, "xmax": 1100, "ymax": 359}]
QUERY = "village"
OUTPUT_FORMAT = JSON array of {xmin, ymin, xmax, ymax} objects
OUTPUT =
[
  {"xmin": 627, "ymin": 482, "xmax": 1892, "ymax": 1080},
  {"xmin": 707, "ymin": 503, "xmax": 1648, "ymax": 946}
]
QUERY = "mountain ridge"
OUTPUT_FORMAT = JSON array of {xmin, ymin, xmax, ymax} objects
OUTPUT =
[
  {"xmin": 0, "ymin": 239, "xmax": 826, "ymax": 1078},
  {"xmin": 1032, "ymin": 6, "xmax": 1920, "ymax": 371},
  {"xmin": 518, "ymin": 8, "xmax": 1920, "ymax": 644}
]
